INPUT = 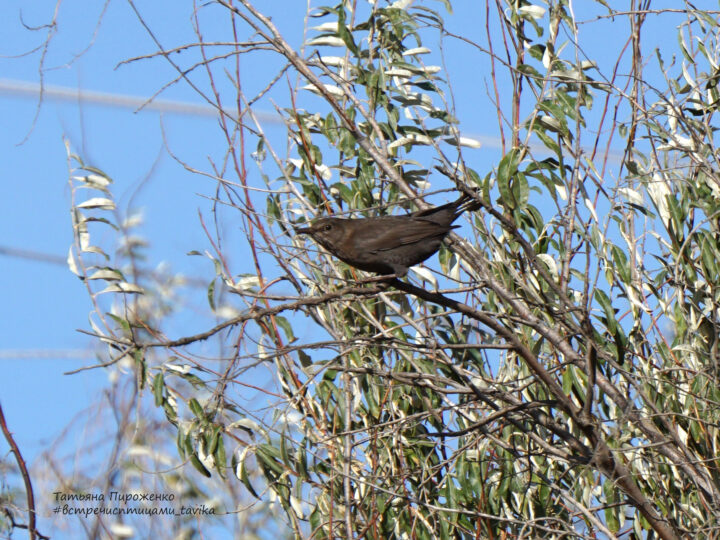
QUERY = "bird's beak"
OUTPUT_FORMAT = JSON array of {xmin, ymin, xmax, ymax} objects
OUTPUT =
[{"xmin": 294, "ymin": 225, "xmax": 312, "ymax": 235}]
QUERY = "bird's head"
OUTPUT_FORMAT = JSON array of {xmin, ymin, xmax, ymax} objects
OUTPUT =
[{"xmin": 294, "ymin": 218, "xmax": 349, "ymax": 251}]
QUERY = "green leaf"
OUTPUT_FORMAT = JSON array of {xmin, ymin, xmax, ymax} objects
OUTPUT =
[
  {"xmin": 163, "ymin": 401, "xmax": 178, "ymax": 426},
  {"xmin": 511, "ymin": 172, "xmax": 529, "ymax": 210},
  {"xmin": 337, "ymin": 7, "xmax": 359, "ymax": 55},
  {"xmin": 214, "ymin": 434, "xmax": 226, "ymax": 479},
  {"xmin": 257, "ymin": 444, "xmax": 285, "ymax": 476},
  {"xmin": 184, "ymin": 432, "xmax": 195, "ymax": 457},
  {"xmin": 298, "ymin": 350, "xmax": 313, "ymax": 368},
  {"xmin": 280, "ymin": 431, "xmax": 290, "ymax": 468},
  {"xmin": 190, "ymin": 453, "xmax": 212, "ymax": 478},
  {"xmin": 594, "ymin": 289, "xmax": 618, "ymax": 334},
  {"xmin": 614, "ymin": 327, "xmax": 627, "ymax": 365},
  {"xmin": 134, "ymin": 349, "xmax": 146, "ymax": 389},
  {"xmin": 295, "ymin": 444, "xmax": 308, "ymax": 480},
  {"xmin": 207, "ymin": 428, "xmax": 219, "ymax": 455},
  {"xmin": 107, "ymin": 313, "xmax": 131, "ymax": 334},
  {"xmin": 207, "ymin": 278, "xmax": 217, "ymax": 311},
  {"xmin": 153, "ymin": 373, "xmax": 164, "ymax": 406},
  {"xmin": 497, "ymin": 148, "xmax": 522, "ymax": 210},
  {"xmin": 239, "ymin": 451, "xmax": 259, "ymax": 498},
  {"xmin": 610, "ymin": 244, "xmax": 631, "ymax": 284},
  {"xmin": 534, "ymin": 129, "xmax": 561, "ymax": 155},
  {"xmin": 176, "ymin": 427, "xmax": 186, "ymax": 459},
  {"xmin": 275, "ymin": 315, "xmax": 297, "ymax": 343},
  {"xmin": 189, "ymin": 398, "xmax": 205, "ymax": 420},
  {"xmin": 562, "ymin": 365, "xmax": 573, "ymax": 395}
]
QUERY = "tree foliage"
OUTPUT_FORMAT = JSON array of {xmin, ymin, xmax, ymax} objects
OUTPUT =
[{"xmin": 58, "ymin": 1, "xmax": 720, "ymax": 538}]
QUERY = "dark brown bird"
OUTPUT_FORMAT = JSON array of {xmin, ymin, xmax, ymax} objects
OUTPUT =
[{"xmin": 295, "ymin": 194, "xmax": 479, "ymax": 276}]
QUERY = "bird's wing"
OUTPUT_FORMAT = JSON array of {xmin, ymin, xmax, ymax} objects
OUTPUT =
[{"xmin": 352, "ymin": 218, "xmax": 456, "ymax": 253}]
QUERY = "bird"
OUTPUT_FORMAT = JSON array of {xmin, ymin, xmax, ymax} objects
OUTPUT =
[{"xmin": 295, "ymin": 194, "xmax": 480, "ymax": 276}]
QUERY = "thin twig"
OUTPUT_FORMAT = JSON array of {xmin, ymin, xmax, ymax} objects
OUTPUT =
[{"xmin": 0, "ymin": 402, "xmax": 48, "ymax": 540}]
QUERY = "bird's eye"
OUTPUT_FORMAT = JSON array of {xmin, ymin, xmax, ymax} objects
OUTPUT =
[{"xmin": 323, "ymin": 223, "xmax": 332, "ymax": 231}]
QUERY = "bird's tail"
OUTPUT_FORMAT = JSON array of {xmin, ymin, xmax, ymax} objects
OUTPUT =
[
  {"xmin": 454, "ymin": 191, "xmax": 482, "ymax": 216},
  {"xmin": 411, "ymin": 191, "xmax": 481, "ymax": 219}
]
